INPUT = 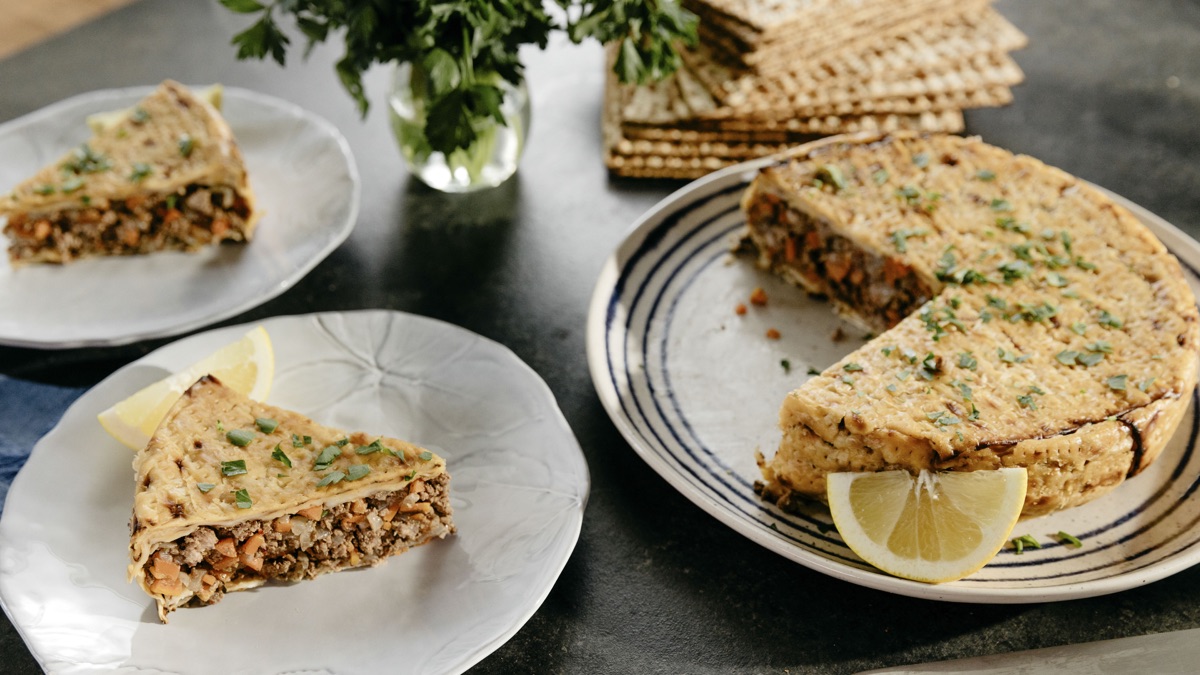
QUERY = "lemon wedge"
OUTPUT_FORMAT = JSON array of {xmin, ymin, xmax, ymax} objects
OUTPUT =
[
  {"xmin": 826, "ymin": 468, "xmax": 1028, "ymax": 583},
  {"xmin": 98, "ymin": 326, "xmax": 273, "ymax": 450}
]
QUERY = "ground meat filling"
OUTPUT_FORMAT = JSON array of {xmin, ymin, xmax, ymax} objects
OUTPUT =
[
  {"xmin": 745, "ymin": 190, "xmax": 934, "ymax": 332},
  {"xmin": 4, "ymin": 183, "xmax": 252, "ymax": 264},
  {"xmin": 143, "ymin": 473, "xmax": 453, "ymax": 609}
]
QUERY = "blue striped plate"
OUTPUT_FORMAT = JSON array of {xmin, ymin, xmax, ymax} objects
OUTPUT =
[{"xmin": 587, "ymin": 157, "xmax": 1200, "ymax": 602}]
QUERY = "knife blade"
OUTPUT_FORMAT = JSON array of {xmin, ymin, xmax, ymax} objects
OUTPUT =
[{"xmin": 857, "ymin": 627, "xmax": 1200, "ymax": 674}]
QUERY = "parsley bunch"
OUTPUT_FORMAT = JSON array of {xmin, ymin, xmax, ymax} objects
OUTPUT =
[{"xmin": 220, "ymin": 0, "xmax": 697, "ymax": 156}]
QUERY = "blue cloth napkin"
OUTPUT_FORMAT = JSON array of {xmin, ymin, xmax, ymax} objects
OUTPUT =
[{"xmin": 0, "ymin": 375, "xmax": 86, "ymax": 514}]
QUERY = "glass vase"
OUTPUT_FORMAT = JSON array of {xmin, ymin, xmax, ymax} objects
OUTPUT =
[{"xmin": 388, "ymin": 62, "xmax": 530, "ymax": 193}]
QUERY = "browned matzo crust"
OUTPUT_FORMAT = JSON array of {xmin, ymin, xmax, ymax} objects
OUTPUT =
[
  {"xmin": 129, "ymin": 376, "xmax": 453, "ymax": 622},
  {"xmin": 1, "ymin": 80, "xmax": 259, "ymax": 265},
  {"xmin": 746, "ymin": 132, "xmax": 1199, "ymax": 517}
]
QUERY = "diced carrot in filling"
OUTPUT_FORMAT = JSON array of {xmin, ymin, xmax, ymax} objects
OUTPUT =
[
  {"xmin": 825, "ymin": 255, "xmax": 851, "ymax": 282},
  {"xmin": 151, "ymin": 553, "xmax": 181, "ymax": 580}
]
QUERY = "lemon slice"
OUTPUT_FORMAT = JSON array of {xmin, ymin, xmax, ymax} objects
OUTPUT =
[
  {"xmin": 826, "ymin": 468, "xmax": 1028, "ymax": 583},
  {"xmin": 98, "ymin": 326, "xmax": 273, "ymax": 450}
]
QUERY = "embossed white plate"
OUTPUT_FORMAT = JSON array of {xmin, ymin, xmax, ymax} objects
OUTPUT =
[
  {"xmin": 588, "ymin": 157, "xmax": 1200, "ymax": 602},
  {"xmin": 0, "ymin": 310, "xmax": 589, "ymax": 673},
  {"xmin": 0, "ymin": 86, "xmax": 359, "ymax": 348}
]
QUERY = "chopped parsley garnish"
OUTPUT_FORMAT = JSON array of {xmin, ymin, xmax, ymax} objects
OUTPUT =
[
  {"xmin": 954, "ymin": 380, "xmax": 974, "ymax": 401},
  {"xmin": 1139, "ymin": 377, "xmax": 1157, "ymax": 393},
  {"xmin": 957, "ymin": 352, "xmax": 977, "ymax": 371},
  {"xmin": 967, "ymin": 404, "xmax": 981, "ymax": 421},
  {"xmin": 815, "ymin": 164, "xmax": 847, "ymax": 191},
  {"xmin": 1075, "ymin": 258, "xmax": 1097, "ymax": 271},
  {"xmin": 130, "ymin": 106, "xmax": 150, "ymax": 123},
  {"xmin": 226, "ymin": 429, "xmax": 255, "ymax": 447},
  {"xmin": 986, "ymin": 294, "xmax": 1008, "ymax": 311},
  {"xmin": 178, "ymin": 133, "xmax": 195, "ymax": 158},
  {"xmin": 1045, "ymin": 272, "xmax": 1069, "ymax": 288},
  {"xmin": 843, "ymin": 362, "xmax": 863, "ymax": 372},
  {"xmin": 1017, "ymin": 394, "xmax": 1038, "ymax": 410},
  {"xmin": 1057, "ymin": 531, "xmax": 1083, "ymax": 548},
  {"xmin": 234, "ymin": 489, "xmax": 252, "ymax": 509},
  {"xmin": 335, "ymin": 438, "xmax": 350, "ymax": 446},
  {"xmin": 889, "ymin": 228, "xmax": 927, "ymax": 253},
  {"xmin": 1086, "ymin": 341, "xmax": 1112, "ymax": 354},
  {"xmin": 61, "ymin": 176, "xmax": 84, "ymax": 193},
  {"xmin": 926, "ymin": 410, "xmax": 961, "ymax": 426},
  {"xmin": 33, "ymin": 184, "xmax": 55, "ymax": 195},
  {"xmin": 990, "ymin": 198, "xmax": 1013, "ymax": 212},
  {"xmin": 1107, "ymin": 374, "xmax": 1128, "ymax": 391},
  {"xmin": 997, "ymin": 259, "xmax": 1033, "ymax": 283},
  {"xmin": 1009, "ymin": 301, "xmax": 1058, "ymax": 324},
  {"xmin": 896, "ymin": 185, "xmax": 921, "ymax": 204},
  {"xmin": 166, "ymin": 193, "xmax": 178, "ymax": 209},
  {"xmin": 997, "ymin": 348, "xmax": 1029, "ymax": 364},
  {"xmin": 1010, "ymin": 242, "xmax": 1034, "ymax": 262},
  {"xmin": 912, "ymin": 152, "xmax": 930, "ymax": 168},
  {"xmin": 356, "ymin": 439, "xmax": 385, "ymax": 455},
  {"xmin": 886, "ymin": 384, "xmax": 898, "ymax": 393},
  {"xmin": 872, "ymin": 168, "xmax": 889, "ymax": 185},
  {"xmin": 1071, "ymin": 322, "xmax": 1088, "ymax": 336},
  {"xmin": 405, "ymin": 469, "xmax": 417, "ymax": 481},
  {"xmin": 418, "ymin": 451, "xmax": 434, "ymax": 461},
  {"xmin": 61, "ymin": 143, "xmax": 111, "ymax": 174},
  {"xmin": 996, "ymin": 217, "xmax": 1031, "ymax": 235},
  {"xmin": 346, "ymin": 464, "xmax": 371, "ymax": 481},
  {"xmin": 807, "ymin": 366, "xmax": 821, "ymax": 376},
  {"xmin": 933, "ymin": 248, "xmax": 988, "ymax": 285},
  {"xmin": 197, "ymin": 482, "xmax": 215, "ymax": 493},
  {"xmin": 976, "ymin": 169, "xmax": 996, "ymax": 181},
  {"xmin": 271, "ymin": 445, "xmax": 292, "ymax": 468},
  {"xmin": 911, "ymin": 353, "xmax": 941, "ymax": 382},
  {"xmin": 221, "ymin": 459, "xmax": 248, "ymax": 476},
  {"xmin": 316, "ymin": 471, "xmax": 345, "ymax": 487},
  {"xmin": 313, "ymin": 445, "xmax": 341, "ymax": 470},
  {"xmin": 1098, "ymin": 310, "xmax": 1123, "ymax": 329},
  {"xmin": 1029, "ymin": 384, "xmax": 1046, "ymax": 395},
  {"xmin": 1011, "ymin": 534, "xmax": 1040, "ymax": 554},
  {"xmin": 292, "ymin": 433, "xmax": 306, "ymax": 447},
  {"xmin": 1077, "ymin": 352, "xmax": 1104, "ymax": 367},
  {"xmin": 1056, "ymin": 350, "xmax": 1080, "ymax": 366},
  {"xmin": 780, "ymin": 359, "xmax": 791, "ymax": 374},
  {"xmin": 128, "ymin": 162, "xmax": 152, "ymax": 182},
  {"xmin": 216, "ymin": 420, "xmax": 225, "ymax": 432},
  {"xmin": 255, "ymin": 417, "xmax": 279, "ymax": 433}
]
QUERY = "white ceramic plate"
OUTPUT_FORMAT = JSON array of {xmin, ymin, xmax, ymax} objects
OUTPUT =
[
  {"xmin": 588, "ymin": 157, "xmax": 1200, "ymax": 603},
  {"xmin": 0, "ymin": 310, "xmax": 589, "ymax": 673},
  {"xmin": 0, "ymin": 86, "xmax": 359, "ymax": 348}
]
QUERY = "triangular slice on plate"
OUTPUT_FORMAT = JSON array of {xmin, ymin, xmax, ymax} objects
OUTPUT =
[
  {"xmin": 1, "ymin": 79, "xmax": 259, "ymax": 265},
  {"xmin": 128, "ymin": 375, "xmax": 454, "ymax": 623}
]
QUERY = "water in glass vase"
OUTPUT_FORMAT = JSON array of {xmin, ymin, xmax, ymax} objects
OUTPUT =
[{"xmin": 389, "ymin": 62, "xmax": 530, "ymax": 193}]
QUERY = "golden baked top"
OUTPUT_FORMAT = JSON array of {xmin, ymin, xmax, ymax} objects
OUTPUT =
[
  {"xmin": 750, "ymin": 132, "xmax": 1199, "ymax": 467},
  {"xmin": 1, "ymin": 80, "xmax": 252, "ymax": 217},
  {"xmin": 129, "ymin": 375, "xmax": 446, "ymax": 573}
]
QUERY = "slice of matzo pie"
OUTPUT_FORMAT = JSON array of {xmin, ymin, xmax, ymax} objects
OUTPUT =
[
  {"xmin": 1, "ymin": 80, "xmax": 259, "ymax": 265},
  {"xmin": 128, "ymin": 375, "xmax": 453, "ymax": 622}
]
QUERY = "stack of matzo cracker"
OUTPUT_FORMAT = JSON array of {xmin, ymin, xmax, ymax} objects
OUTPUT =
[{"xmin": 603, "ymin": 0, "xmax": 1027, "ymax": 179}]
